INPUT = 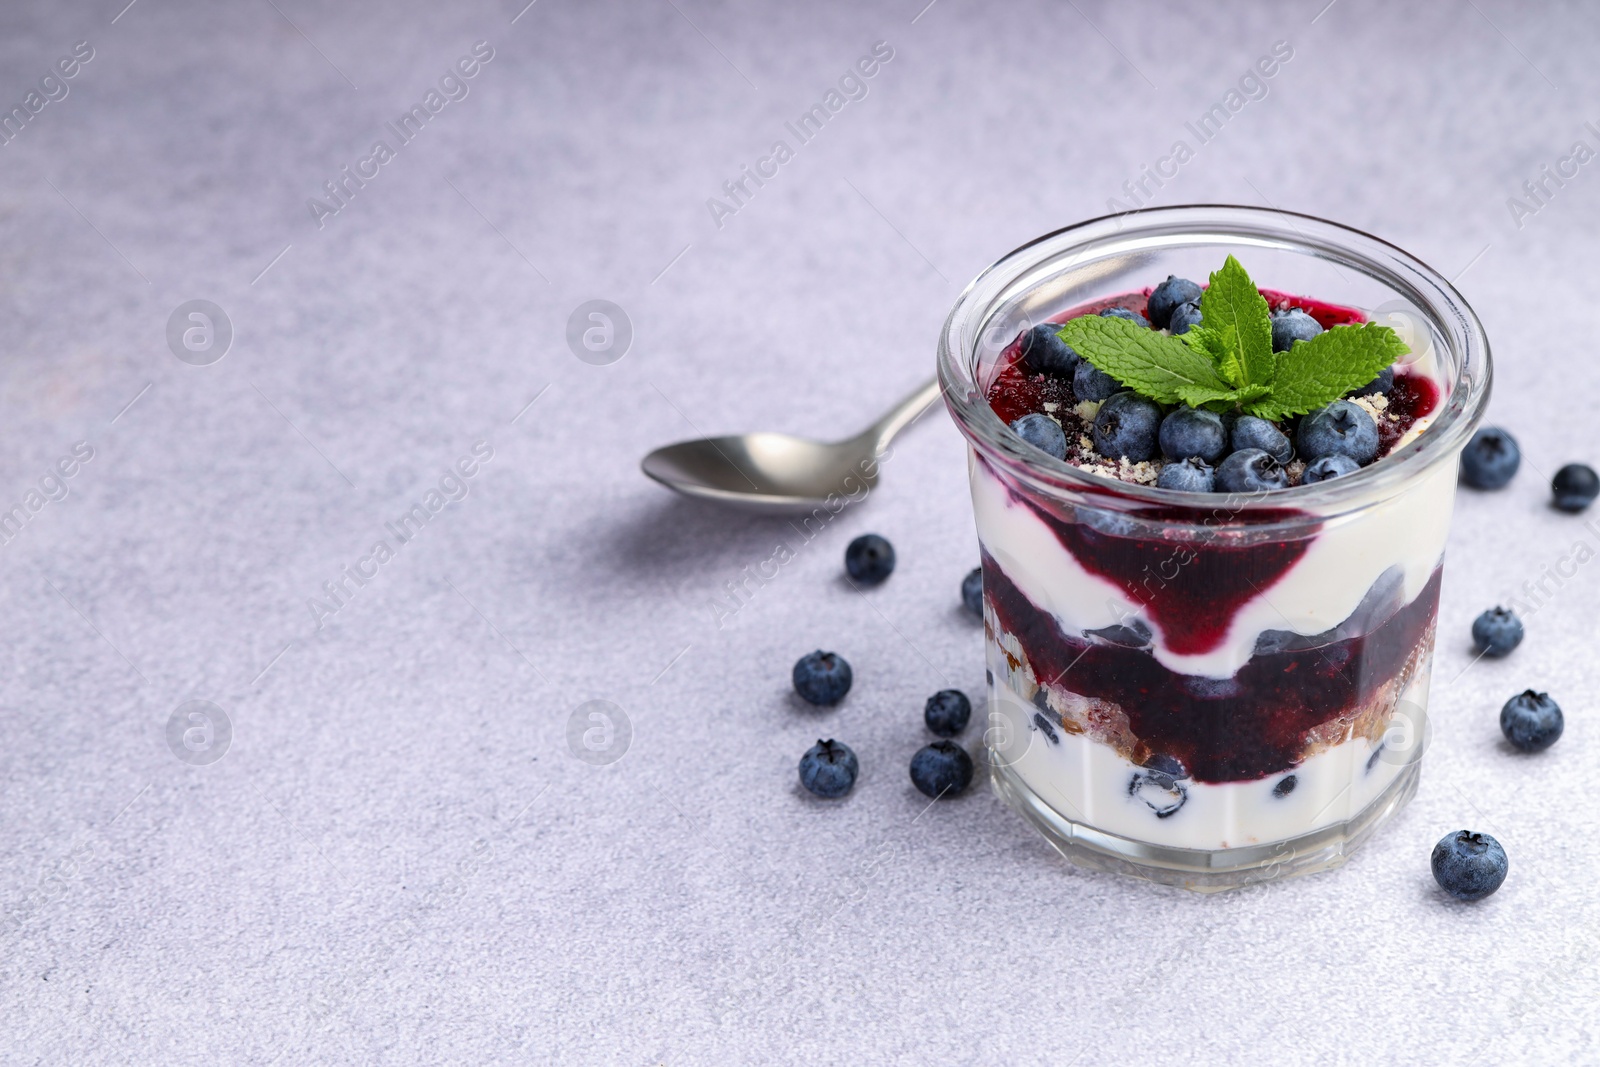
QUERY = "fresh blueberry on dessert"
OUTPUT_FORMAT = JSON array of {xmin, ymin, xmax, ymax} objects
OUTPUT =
[
  {"xmin": 1073, "ymin": 359, "xmax": 1122, "ymax": 402},
  {"xmin": 1270, "ymin": 307, "xmax": 1323, "ymax": 352},
  {"xmin": 1297, "ymin": 401, "xmax": 1380, "ymax": 465},
  {"xmin": 1010, "ymin": 413, "xmax": 1067, "ymax": 460},
  {"xmin": 1167, "ymin": 301, "xmax": 1203, "ymax": 335},
  {"xmin": 1159, "ymin": 406, "xmax": 1228, "ymax": 464},
  {"xmin": 1460, "ymin": 427, "xmax": 1520, "ymax": 489},
  {"xmin": 909, "ymin": 740, "xmax": 974, "ymax": 798},
  {"xmin": 924, "ymin": 689, "xmax": 972, "ymax": 737},
  {"xmin": 1431, "ymin": 830, "xmax": 1508, "ymax": 901},
  {"xmin": 1156, "ymin": 456, "xmax": 1214, "ymax": 492},
  {"xmin": 1551, "ymin": 462, "xmax": 1599, "ymax": 512},
  {"xmin": 1147, "ymin": 275, "xmax": 1203, "ymax": 329},
  {"xmin": 1350, "ymin": 365, "xmax": 1394, "ymax": 398},
  {"xmin": 961, "ymin": 567, "xmax": 983, "ymax": 617},
  {"xmin": 799, "ymin": 739, "xmax": 859, "ymax": 798},
  {"xmin": 1302, "ymin": 454, "xmax": 1361, "ymax": 484},
  {"xmin": 1499, "ymin": 690, "xmax": 1563, "ymax": 753},
  {"xmin": 1093, "ymin": 392, "xmax": 1162, "ymax": 462},
  {"xmin": 1215, "ymin": 448, "xmax": 1289, "ymax": 493},
  {"xmin": 1019, "ymin": 322, "xmax": 1079, "ymax": 377},
  {"xmin": 1471, "ymin": 607, "xmax": 1523, "ymax": 657},
  {"xmin": 1099, "ymin": 306, "xmax": 1150, "ymax": 327},
  {"xmin": 844, "ymin": 533, "xmax": 896, "ymax": 586},
  {"xmin": 792, "ymin": 650, "xmax": 852, "ymax": 706},
  {"xmin": 1230, "ymin": 415, "xmax": 1293, "ymax": 463}
]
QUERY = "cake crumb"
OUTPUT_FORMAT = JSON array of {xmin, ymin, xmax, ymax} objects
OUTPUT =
[
  {"xmin": 1285, "ymin": 459, "xmax": 1307, "ymax": 485},
  {"xmin": 1074, "ymin": 400, "xmax": 1103, "ymax": 422},
  {"xmin": 1042, "ymin": 402, "xmax": 1059, "ymax": 413},
  {"xmin": 1117, "ymin": 459, "xmax": 1160, "ymax": 485},
  {"xmin": 1350, "ymin": 394, "xmax": 1389, "ymax": 420}
]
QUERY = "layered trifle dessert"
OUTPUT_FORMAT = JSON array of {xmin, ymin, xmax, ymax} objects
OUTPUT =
[{"xmin": 939, "ymin": 213, "xmax": 1490, "ymax": 889}]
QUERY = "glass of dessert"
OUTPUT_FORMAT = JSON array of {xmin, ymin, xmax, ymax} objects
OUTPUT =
[{"xmin": 937, "ymin": 205, "xmax": 1490, "ymax": 891}]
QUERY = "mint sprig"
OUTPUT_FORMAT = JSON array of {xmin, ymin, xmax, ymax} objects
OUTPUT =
[{"xmin": 1053, "ymin": 255, "xmax": 1406, "ymax": 420}]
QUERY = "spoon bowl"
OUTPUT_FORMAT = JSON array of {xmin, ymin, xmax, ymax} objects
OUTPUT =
[{"xmin": 641, "ymin": 379, "xmax": 942, "ymax": 514}]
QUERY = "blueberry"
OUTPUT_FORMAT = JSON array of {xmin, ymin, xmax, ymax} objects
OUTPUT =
[
  {"xmin": 1092, "ymin": 392, "xmax": 1162, "ymax": 462},
  {"xmin": 1551, "ymin": 463, "xmax": 1600, "ymax": 512},
  {"xmin": 1099, "ymin": 306, "xmax": 1150, "ymax": 328},
  {"xmin": 799, "ymin": 739, "xmax": 859, "ymax": 798},
  {"xmin": 844, "ymin": 533, "xmax": 895, "ymax": 586},
  {"xmin": 1142, "ymin": 753, "xmax": 1188, "ymax": 781},
  {"xmin": 1302, "ymin": 454, "xmax": 1361, "ymax": 484},
  {"xmin": 1018, "ymin": 322, "xmax": 1079, "ymax": 377},
  {"xmin": 1147, "ymin": 276, "xmax": 1203, "ymax": 329},
  {"xmin": 1350, "ymin": 365, "xmax": 1394, "ymax": 398},
  {"xmin": 1073, "ymin": 360, "xmax": 1122, "ymax": 402},
  {"xmin": 1271, "ymin": 308, "xmax": 1323, "ymax": 352},
  {"xmin": 1460, "ymin": 427, "xmax": 1520, "ymax": 489},
  {"xmin": 924, "ymin": 689, "xmax": 972, "ymax": 737},
  {"xmin": 961, "ymin": 567, "xmax": 983, "ymax": 617},
  {"xmin": 1431, "ymin": 830, "xmax": 1509, "ymax": 901},
  {"xmin": 1009, "ymin": 413, "xmax": 1067, "ymax": 460},
  {"xmin": 909, "ymin": 740, "xmax": 974, "ymax": 798},
  {"xmin": 1231, "ymin": 415, "xmax": 1293, "ymax": 463},
  {"xmin": 1500, "ymin": 689, "xmax": 1563, "ymax": 752},
  {"xmin": 1471, "ymin": 607, "xmax": 1523, "ymax": 658},
  {"xmin": 1167, "ymin": 301, "xmax": 1203, "ymax": 335},
  {"xmin": 1032, "ymin": 711, "xmax": 1059, "ymax": 744},
  {"xmin": 1156, "ymin": 456, "xmax": 1214, "ymax": 492},
  {"xmin": 1128, "ymin": 768, "xmax": 1187, "ymax": 818},
  {"xmin": 1297, "ymin": 400, "xmax": 1379, "ymax": 465},
  {"xmin": 1215, "ymin": 448, "xmax": 1289, "ymax": 493},
  {"xmin": 793, "ymin": 650, "xmax": 852, "ymax": 706},
  {"xmin": 1159, "ymin": 406, "xmax": 1227, "ymax": 464},
  {"xmin": 1272, "ymin": 774, "xmax": 1297, "ymax": 798}
]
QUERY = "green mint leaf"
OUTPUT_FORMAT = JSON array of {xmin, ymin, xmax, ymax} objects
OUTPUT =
[
  {"xmin": 1250, "ymin": 322, "xmax": 1407, "ymax": 419},
  {"xmin": 1198, "ymin": 255, "xmax": 1274, "ymax": 389},
  {"xmin": 1055, "ymin": 316, "xmax": 1231, "ymax": 405},
  {"xmin": 1184, "ymin": 324, "xmax": 1244, "ymax": 387}
]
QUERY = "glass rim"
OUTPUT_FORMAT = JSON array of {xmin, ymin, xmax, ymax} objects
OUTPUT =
[{"xmin": 936, "ymin": 204, "xmax": 1492, "ymax": 522}]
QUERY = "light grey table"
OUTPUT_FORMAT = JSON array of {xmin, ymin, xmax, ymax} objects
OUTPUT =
[{"xmin": 1, "ymin": 1, "xmax": 1596, "ymax": 1063}]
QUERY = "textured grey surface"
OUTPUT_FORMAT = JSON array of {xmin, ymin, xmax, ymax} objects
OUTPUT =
[{"xmin": 1, "ymin": 0, "xmax": 1598, "ymax": 1063}]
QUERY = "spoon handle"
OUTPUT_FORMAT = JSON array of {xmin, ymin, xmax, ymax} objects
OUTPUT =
[{"xmin": 859, "ymin": 377, "xmax": 944, "ymax": 455}]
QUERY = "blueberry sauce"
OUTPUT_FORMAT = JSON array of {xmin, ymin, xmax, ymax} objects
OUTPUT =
[{"xmin": 983, "ymin": 551, "xmax": 1441, "ymax": 783}]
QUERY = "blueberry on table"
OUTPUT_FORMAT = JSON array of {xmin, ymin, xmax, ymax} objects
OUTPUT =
[
  {"xmin": 1302, "ymin": 454, "xmax": 1361, "ymax": 484},
  {"xmin": 1099, "ymin": 306, "xmax": 1151, "ymax": 328},
  {"xmin": 1167, "ymin": 301, "xmax": 1203, "ymax": 335},
  {"xmin": 1018, "ymin": 322, "xmax": 1079, "ymax": 377},
  {"xmin": 1271, "ymin": 308, "xmax": 1323, "ymax": 352},
  {"xmin": 844, "ymin": 533, "xmax": 895, "ymax": 586},
  {"xmin": 1093, "ymin": 392, "xmax": 1162, "ymax": 462},
  {"xmin": 799, "ymin": 739, "xmax": 859, "ymax": 798},
  {"xmin": 1159, "ymin": 406, "xmax": 1228, "ymax": 464},
  {"xmin": 1551, "ymin": 463, "xmax": 1599, "ymax": 512},
  {"xmin": 1009, "ymin": 413, "xmax": 1067, "ymax": 460},
  {"xmin": 1470, "ymin": 607, "xmax": 1523, "ymax": 657},
  {"xmin": 1349, "ymin": 365, "xmax": 1394, "ymax": 398},
  {"xmin": 1459, "ymin": 427, "xmax": 1520, "ymax": 489},
  {"xmin": 960, "ymin": 567, "xmax": 983, "ymax": 617},
  {"xmin": 1431, "ymin": 830, "xmax": 1509, "ymax": 901},
  {"xmin": 1073, "ymin": 360, "xmax": 1122, "ymax": 402},
  {"xmin": 793, "ymin": 650, "xmax": 852, "ymax": 706},
  {"xmin": 1500, "ymin": 690, "xmax": 1562, "ymax": 752},
  {"xmin": 1231, "ymin": 415, "xmax": 1293, "ymax": 463},
  {"xmin": 1147, "ymin": 276, "xmax": 1203, "ymax": 330},
  {"xmin": 1156, "ymin": 456, "xmax": 1214, "ymax": 492},
  {"xmin": 924, "ymin": 689, "xmax": 972, "ymax": 737},
  {"xmin": 1215, "ymin": 448, "xmax": 1289, "ymax": 493},
  {"xmin": 909, "ymin": 740, "xmax": 974, "ymax": 798}
]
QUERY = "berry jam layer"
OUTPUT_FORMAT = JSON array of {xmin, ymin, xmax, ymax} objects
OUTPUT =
[{"xmin": 983, "ymin": 549, "xmax": 1440, "ymax": 783}]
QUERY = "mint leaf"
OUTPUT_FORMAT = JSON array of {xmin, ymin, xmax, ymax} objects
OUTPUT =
[
  {"xmin": 1248, "ymin": 322, "xmax": 1407, "ymax": 419},
  {"xmin": 1056, "ymin": 316, "xmax": 1231, "ymax": 405},
  {"xmin": 1184, "ymin": 324, "xmax": 1243, "ymax": 387},
  {"xmin": 1198, "ymin": 255, "xmax": 1274, "ymax": 389}
]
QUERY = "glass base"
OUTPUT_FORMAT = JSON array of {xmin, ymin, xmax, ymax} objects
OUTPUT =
[{"xmin": 989, "ymin": 755, "xmax": 1421, "ymax": 893}]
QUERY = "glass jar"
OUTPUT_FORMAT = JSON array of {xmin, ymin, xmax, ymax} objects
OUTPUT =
[{"xmin": 937, "ymin": 206, "xmax": 1491, "ymax": 891}]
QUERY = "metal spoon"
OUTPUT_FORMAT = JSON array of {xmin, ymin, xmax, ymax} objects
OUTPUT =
[{"xmin": 641, "ymin": 377, "xmax": 944, "ymax": 514}]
